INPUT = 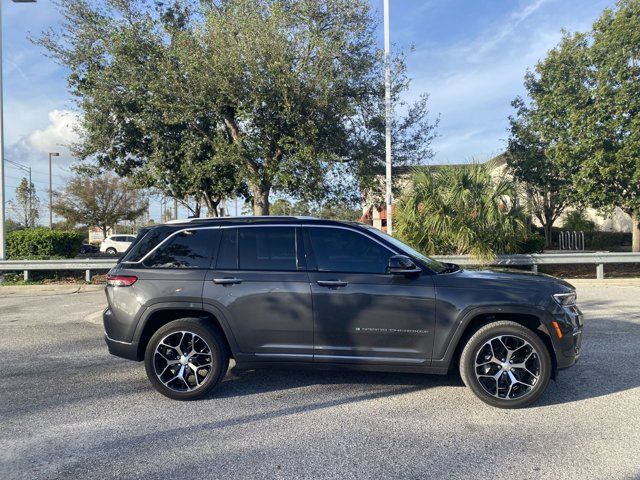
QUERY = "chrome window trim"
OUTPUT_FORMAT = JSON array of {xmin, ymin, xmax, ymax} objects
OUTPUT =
[
  {"xmin": 121, "ymin": 226, "xmax": 222, "ymax": 266},
  {"xmin": 303, "ymin": 224, "xmax": 400, "ymax": 256},
  {"xmin": 122, "ymin": 223, "xmax": 399, "ymax": 269}
]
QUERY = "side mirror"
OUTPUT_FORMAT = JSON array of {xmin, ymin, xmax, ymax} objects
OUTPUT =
[{"xmin": 387, "ymin": 255, "xmax": 421, "ymax": 275}]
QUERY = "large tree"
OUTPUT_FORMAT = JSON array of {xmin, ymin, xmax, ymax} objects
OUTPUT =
[
  {"xmin": 507, "ymin": 33, "xmax": 590, "ymax": 247},
  {"xmin": 8, "ymin": 178, "xmax": 40, "ymax": 228},
  {"xmin": 37, "ymin": 0, "xmax": 436, "ymax": 215},
  {"xmin": 574, "ymin": 0, "xmax": 640, "ymax": 251},
  {"xmin": 53, "ymin": 173, "xmax": 147, "ymax": 238}
]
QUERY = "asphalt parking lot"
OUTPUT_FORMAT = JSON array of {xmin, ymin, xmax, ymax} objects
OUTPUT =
[{"xmin": 1, "ymin": 281, "xmax": 639, "ymax": 479}]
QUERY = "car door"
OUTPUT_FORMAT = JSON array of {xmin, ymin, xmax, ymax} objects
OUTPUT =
[
  {"xmin": 304, "ymin": 226, "xmax": 436, "ymax": 366},
  {"xmin": 202, "ymin": 225, "xmax": 313, "ymax": 363}
]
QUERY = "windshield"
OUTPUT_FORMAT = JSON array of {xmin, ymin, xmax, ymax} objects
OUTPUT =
[{"xmin": 364, "ymin": 226, "xmax": 449, "ymax": 273}]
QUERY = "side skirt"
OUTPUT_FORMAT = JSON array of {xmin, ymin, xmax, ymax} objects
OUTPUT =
[{"xmin": 233, "ymin": 359, "xmax": 449, "ymax": 375}]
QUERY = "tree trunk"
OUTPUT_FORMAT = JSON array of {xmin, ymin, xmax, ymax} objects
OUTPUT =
[
  {"xmin": 102, "ymin": 225, "xmax": 109, "ymax": 240},
  {"xmin": 252, "ymin": 183, "xmax": 270, "ymax": 216},
  {"xmin": 632, "ymin": 212, "xmax": 640, "ymax": 253},
  {"xmin": 543, "ymin": 222, "xmax": 553, "ymax": 249}
]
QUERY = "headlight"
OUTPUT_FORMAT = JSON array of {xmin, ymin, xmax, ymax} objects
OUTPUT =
[{"xmin": 553, "ymin": 292, "xmax": 576, "ymax": 307}]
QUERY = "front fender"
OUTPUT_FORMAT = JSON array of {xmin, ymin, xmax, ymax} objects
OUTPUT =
[{"xmin": 431, "ymin": 304, "xmax": 554, "ymax": 370}]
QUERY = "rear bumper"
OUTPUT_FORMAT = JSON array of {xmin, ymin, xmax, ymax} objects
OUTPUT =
[{"xmin": 104, "ymin": 332, "xmax": 140, "ymax": 361}]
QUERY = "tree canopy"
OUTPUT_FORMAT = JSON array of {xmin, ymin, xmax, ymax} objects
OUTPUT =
[
  {"xmin": 509, "ymin": 0, "xmax": 640, "ymax": 251},
  {"xmin": 507, "ymin": 33, "xmax": 590, "ymax": 246},
  {"xmin": 575, "ymin": 0, "xmax": 640, "ymax": 250},
  {"xmin": 52, "ymin": 173, "xmax": 147, "ymax": 238},
  {"xmin": 37, "ymin": 0, "xmax": 437, "ymax": 215},
  {"xmin": 8, "ymin": 178, "xmax": 40, "ymax": 228}
]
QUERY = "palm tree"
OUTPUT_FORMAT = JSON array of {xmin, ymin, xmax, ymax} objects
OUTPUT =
[{"xmin": 394, "ymin": 163, "xmax": 529, "ymax": 261}]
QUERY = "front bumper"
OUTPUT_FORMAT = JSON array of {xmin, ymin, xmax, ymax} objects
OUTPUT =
[{"xmin": 549, "ymin": 303, "xmax": 583, "ymax": 370}]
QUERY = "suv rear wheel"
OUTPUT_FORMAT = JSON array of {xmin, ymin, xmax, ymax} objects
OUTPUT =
[
  {"xmin": 144, "ymin": 318, "xmax": 229, "ymax": 400},
  {"xmin": 459, "ymin": 321, "xmax": 552, "ymax": 408}
]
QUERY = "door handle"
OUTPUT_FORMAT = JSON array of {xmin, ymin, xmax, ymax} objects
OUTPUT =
[
  {"xmin": 317, "ymin": 280, "xmax": 348, "ymax": 288},
  {"xmin": 212, "ymin": 277, "xmax": 243, "ymax": 285}
]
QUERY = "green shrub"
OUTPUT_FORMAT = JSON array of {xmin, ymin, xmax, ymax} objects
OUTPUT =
[
  {"xmin": 584, "ymin": 231, "xmax": 631, "ymax": 251},
  {"xmin": 561, "ymin": 210, "xmax": 597, "ymax": 232},
  {"xmin": 6, "ymin": 228, "xmax": 84, "ymax": 259},
  {"xmin": 519, "ymin": 233, "xmax": 546, "ymax": 253},
  {"xmin": 395, "ymin": 164, "xmax": 531, "ymax": 260}
]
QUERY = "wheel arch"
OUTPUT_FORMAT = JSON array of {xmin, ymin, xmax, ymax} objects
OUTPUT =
[
  {"xmin": 135, "ymin": 306, "xmax": 237, "ymax": 361},
  {"xmin": 442, "ymin": 308, "xmax": 558, "ymax": 377}
]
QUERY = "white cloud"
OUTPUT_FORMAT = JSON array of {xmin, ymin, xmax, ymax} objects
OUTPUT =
[
  {"xmin": 465, "ymin": 0, "xmax": 550, "ymax": 61},
  {"xmin": 27, "ymin": 109, "xmax": 81, "ymax": 154}
]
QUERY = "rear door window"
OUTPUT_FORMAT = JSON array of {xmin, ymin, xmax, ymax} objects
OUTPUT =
[
  {"xmin": 144, "ymin": 229, "xmax": 218, "ymax": 269},
  {"xmin": 238, "ymin": 227, "xmax": 297, "ymax": 271}
]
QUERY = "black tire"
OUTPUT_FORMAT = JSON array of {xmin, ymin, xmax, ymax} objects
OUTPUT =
[
  {"xmin": 144, "ymin": 318, "xmax": 229, "ymax": 400},
  {"xmin": 459, "ymin": 321, "xmax": 552, "ymax": 409},
  {"xmin": 106, "ymin": 247, "xmax": 117, "ymax": 255}
]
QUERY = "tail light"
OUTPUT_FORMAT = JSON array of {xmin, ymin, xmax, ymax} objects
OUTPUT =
[{"xmin": 106, "ymin": 275, "xmax": 138, "ymax": 287}]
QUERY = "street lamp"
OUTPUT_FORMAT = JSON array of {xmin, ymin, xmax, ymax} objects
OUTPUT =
[
  {"xmin": 0, "ymin": 0, "xmax": 37, "ymax": 260},
  {"xmin": 48, "ymin": 152, "xmax": 60, "ymax": 228}
]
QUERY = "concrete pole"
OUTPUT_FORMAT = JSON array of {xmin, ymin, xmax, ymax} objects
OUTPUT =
[
  {"xmin": 384, "ymin": 0, "xmax": 393, "ymax": 235},
  {"xmin": 0, "ymin": 0, "xmax": 6, "ymax": 259}
]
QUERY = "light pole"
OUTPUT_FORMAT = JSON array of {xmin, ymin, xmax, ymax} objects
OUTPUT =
[
  {"xmin": 0, "ymin": 0, "xmax": 37, "ymax": 260},
  {"xmin": 384, "ymin": 0, "xmax": 393, "ymax": 235},
  {"xmin": 48, "ymin": 152, "xmax": 59, "ymax": 228}
]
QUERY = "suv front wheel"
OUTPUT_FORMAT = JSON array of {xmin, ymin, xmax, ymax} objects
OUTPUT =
[
  {"xmin": 459, "ymin": 321, "xmax": 552, "ymax": 408},
  {"xmin": 144, "ymin": 318, "xmax": 229, "ymax": 400}
]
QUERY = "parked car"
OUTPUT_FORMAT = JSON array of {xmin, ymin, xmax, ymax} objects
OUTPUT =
[
  {"xmin": 103, "ymin": 217, "xmax": 583, "ymax": 408},
  {"xmin": 100, "ymin": 235, "xmax": 136, "ymax": 255},
  {"xmin": 79, "ymin": 243, "xmax": 99, "ymax": 255}
]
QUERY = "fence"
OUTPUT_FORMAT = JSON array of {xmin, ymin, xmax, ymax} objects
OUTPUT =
[
  {"xmin": 0, "ymin": 259, "xmax": 117, "ymax": 282},
  {"xmin": 430, "ymin": 252, "xmax": 640, "ymax": 280},
  {"xmin": 1, "ymin": 252, "xmax": 639, "ymax": 281}
]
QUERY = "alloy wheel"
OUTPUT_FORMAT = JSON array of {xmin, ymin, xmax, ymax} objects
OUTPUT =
[
  {"xmin": 474, "ymin": 335, "xmax": 541, "ymax": 400},
  {"xmin": 153, "ymin": 331, "xmax": 214, "ymax": 392}
]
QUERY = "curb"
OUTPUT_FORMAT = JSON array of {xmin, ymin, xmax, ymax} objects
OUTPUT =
[{"xmin": 0, "ymin": 284, "xmax": 104, "ymax": 296}]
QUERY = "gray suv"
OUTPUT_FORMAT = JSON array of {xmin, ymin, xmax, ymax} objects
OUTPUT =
[{"xmin": 103, "ymin": 217, "xmax": 583, "ymax": 408}]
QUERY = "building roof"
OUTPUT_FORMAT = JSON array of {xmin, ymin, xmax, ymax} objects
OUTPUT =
[{"xmin": 374, "ymin": 153, "xmax": 507, "ymax": 176}]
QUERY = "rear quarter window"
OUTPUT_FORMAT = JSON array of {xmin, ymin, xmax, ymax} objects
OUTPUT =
[{"xmin": 143, "ymin": 229, "xmax": 219, "ymax": 269}]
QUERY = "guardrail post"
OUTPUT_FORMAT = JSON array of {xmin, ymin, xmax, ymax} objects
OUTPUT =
[
  {"xmin": 596, "ymin": 263, "xmax": 604, "ymax": 280},
  {"xmin": 85, "ymin": 269, "xmax": 92, "ymax": 283},
  {"xmin": 23, "ymin": 270, "xmax": 30, "ymax": 282},
  {"xmin": 531, "ymin": 264, "xmax": 538, "ymax": 273}
]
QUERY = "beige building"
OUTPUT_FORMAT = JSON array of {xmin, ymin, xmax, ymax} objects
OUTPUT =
[{"xmin": 362, "ymin": 155, "xmax": 632, "ymax": 233}]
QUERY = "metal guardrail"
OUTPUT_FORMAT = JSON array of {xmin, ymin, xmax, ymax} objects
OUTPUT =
[
  {"xmin": 0, "ymin": 252, "xmax": 639, "ymax": 281},
  {"xmin": 0, "ymin": 259, "xmax": 117, "ymax": 282},
  {"xmin": 433, "ymin": 252, "xmax": 640, "ymax": 279}
]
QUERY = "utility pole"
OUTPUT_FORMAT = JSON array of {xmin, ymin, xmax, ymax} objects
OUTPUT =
[
  {"xmin": 1, "ymin": 1, "xmax": 37, "ymax": 259},
  {"xmin": 384, "ymin": 0, "xmax": 393, "ymax": 236},
  {"xmin": 173, "ymin": 198, "xmax": 178, "ymax": 220},
  {"xmin": 48, "ymin": 152, "xmax": 60, "ymax": 228}
]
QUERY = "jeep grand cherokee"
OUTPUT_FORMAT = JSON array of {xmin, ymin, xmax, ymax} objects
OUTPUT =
[{"xmin": 103, "ymin": 217, "xmax": 583, "ymax": 408}]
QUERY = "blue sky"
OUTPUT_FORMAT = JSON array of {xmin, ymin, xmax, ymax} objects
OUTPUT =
[{"xmin": 2, "ymin": 0, "xmax": 617, "ymax": 221}]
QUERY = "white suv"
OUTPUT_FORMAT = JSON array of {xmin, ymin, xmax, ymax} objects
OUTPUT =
[{"xmin": 100, "ymin": 235, "xmax": 136, "ymax": 255}]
